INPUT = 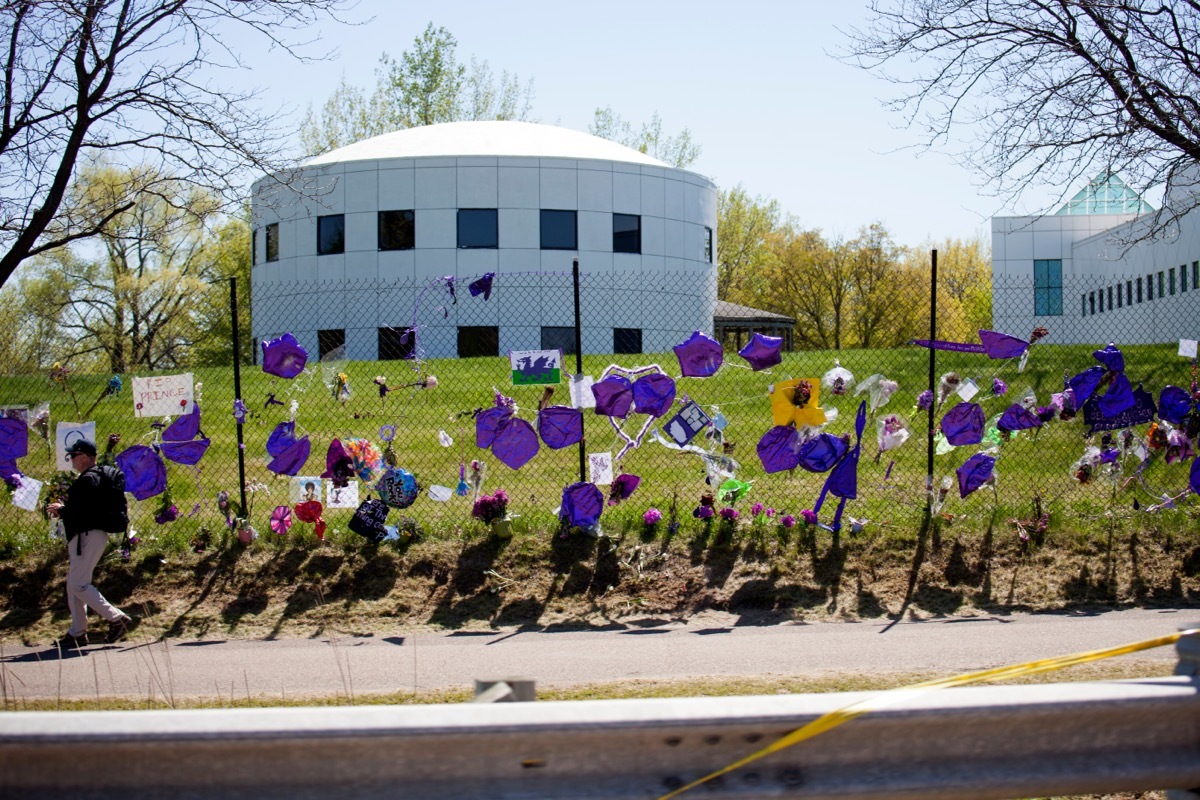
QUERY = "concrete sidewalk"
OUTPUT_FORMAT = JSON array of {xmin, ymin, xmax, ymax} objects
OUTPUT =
[{"xmin": 0, "ymin": 608, "xmax": 1189, "ymax": 704}]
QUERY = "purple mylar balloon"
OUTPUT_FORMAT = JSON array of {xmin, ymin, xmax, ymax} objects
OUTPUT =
[
  {"xmin": 0, "ymin": 416, "xmax": 28, "ymax": 460},
  {"xmin": 268, "ymin": 436, "xmax": 311, "ymax": 476},
  {"xmin": 1159, "ymin": 386, "xmax": 1193, "ymax": 425},
  {"xmin": 160, "ymin": 438, "xmax": 211, "ymax": 466},
  {"xmin": 798, "ymin": 432, "xmax": 848, "ymax": 473},
  {"xmin": 757, "ymin": 426, "xmax": 801, "ymax": 474},
  {"xmin": 321, "ymin": 438, "xmax": 354, "ymax": 488},
  {"xmin": 608, "ymin": 473, "xmax": 641, "ymax": 505},
  {"xmin": 738, "ymin": 333, "xmax": 783, "ymax": 371},
  {"xmin": 261, "ymin": 333, "xmax": 308, "ymax": 379},
  {"xmin": 468, "ymin": 272, "xmax": 495, "ymax": 300},
  {"xmin": 957, "ymin": 453, "xmax": 996, "ymax": 498},
  {"xmin": 592, "ymin": 375, "xmax": 634, "ymax": 418},
  {"xmin": 826, "ymin": 402, "xmax": 866, "ymax": 500},
  {"xmin": 1069, "ymin": 366, "xmax": 1106, "ymax": 408},
  {"xmin": 162, "ymin": 404, "xmax": 201, "ymax": 442},
  {"xmin": 1097, "ymin": 373, "xmax": 1135, "ymax": 417},
  {"xmin": 116, "ymin": 444, "xmax": 167, "ymax": 501},
  {"xmin": 560, "ymin": 482, "xmax": 604, "ymax": 529},
  {"xmin": 673, "ymin": 330, "xmax": 723, "ymax": 378},
  {"xmin": 632, "ymin": 373, "xmax": 677, "ymax": 418},
  {"xmin": 1191, "ymin": 458, "xmax": 1200, "ymax": 496},
  {"xmin": 266, "ymin": 421, "xmax": 297, "ymax": 458},
  {"xmin": 941, "ymin": 402, "xmax": 986, "ymax": 446},
  {"xmin": 537, "ymin": 406, "xmax": 583, "ymax": 450},
  {"xmin": 1092, "ymin": 343, "xmax": 1125, "ymax": 374},
  {"xmin": 997, "ymin": 404, "xmax": 1043, "ymax": 432},
  {"xmin": 978, "ymin": 330, "xmax": 1030, "ymax": 360},
  {"xmin": 491, "ymin": 417, "xmax": 539, "ymax": 470}
]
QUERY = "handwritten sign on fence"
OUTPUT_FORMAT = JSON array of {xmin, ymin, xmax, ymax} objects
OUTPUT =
[{"xmin": 131, "ymin": 373, "xmax": 194, "ymax": 418}]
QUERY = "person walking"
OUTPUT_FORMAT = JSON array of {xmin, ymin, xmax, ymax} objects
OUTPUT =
[{"xmin": 46, "ymin": 439, "xmax": 134, "ymax": 648}]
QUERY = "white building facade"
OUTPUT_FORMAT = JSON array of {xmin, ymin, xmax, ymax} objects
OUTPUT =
[
  {"xmin": 249, "ymin": 121, "xmax": 719, "ymax": 361},
  {"xmin": 991, "ymin": 173, "xmax": 1200, "ymax": 345}
]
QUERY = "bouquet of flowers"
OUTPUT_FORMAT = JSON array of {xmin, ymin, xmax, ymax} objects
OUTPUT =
[{"xmin": 472, "ymin": 489, "xmax": 509, "ymax": 525}]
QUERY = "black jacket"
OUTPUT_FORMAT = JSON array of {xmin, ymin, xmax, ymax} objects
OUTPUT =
[{"xmin": 60, "ymin": 465, "xmax": 128, "ymax": 539}]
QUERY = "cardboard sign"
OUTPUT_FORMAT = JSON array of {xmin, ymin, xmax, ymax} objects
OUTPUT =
[
  {"xmin": 662, "ymin": 401, "xmax": 711, "ymax": 446},
  {"xmin": 132, "ymin": 373, "xmax": 194, "ymax": 418},
  {"xmin": 1083, "ymin": 386, "xmax": 1157, "ymax": 433},
  {"xmin": 511, "ymin": 349, "xmax": 561, "ymax": 386},
  {"xmin": 55, "ymin": 421, "xmax": 95, "ymax": 471}
]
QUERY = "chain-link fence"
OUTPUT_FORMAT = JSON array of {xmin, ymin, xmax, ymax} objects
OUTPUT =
[{"xmin": 1, "ymin": 264, "xmax": 1196, "ymax": 555}]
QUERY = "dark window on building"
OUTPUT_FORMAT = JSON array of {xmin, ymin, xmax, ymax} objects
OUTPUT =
[
  {"xmin": 540, "ymin": 326, "xmax": 577, "ymax": 355},
  {"xmin": 1117, "ymin": 284, "xmax": 1122, "ymax": 308},
  {"xmin": 1033, "ymin": 259, "xmax": 1062, "ymax": 316},
  {"xmin": 1089, "ymin": 292, "xmax": 1095, "ymax": 315},
  {"xmin": 704, "ymin": 227, "xmax": 713, "ymax": 263},
  {"xmin": 457, "ymin": 326, "xmax": 499, "ymax": 357},
  {"xmin": 1098, "ymin": 289, "xmax": 1104, "ymax": 313},
  {"xmin": 613, "ymin": 214, "xmax": 641, "ymax": 254},
  {"xmin": 540, "ymin": 210, "xmax": 577, "ymax": 250},
  {"xmin": 1137, "ymin": 277, "xmax": 1143, "ymax": 302},
  {"xmin": 457, "ymin": 209, "xmax": 498, "ymax": 249},
  {"xmin": 1081, "ymin": 294, "xmax": 1087, "ymax": 316},
  {"xmin": 1107, "ymin": 286, "xmax": 1114, "ymax": 310},
  {"xmin": 1183, "ymin": 265, "xmax": 1189, "ymax": 293},
  {"xmin": 1147, "ymin": 273, "xmax": 1154, "ymax": 300},
  {"xmin": 317, "ymin": 214, "xmax": 345, "ymax": 256},
  {"xmin": 1126, "ymin": 280, "xmax": 1133, "ymax": 305},
  {"xmin": 1193, "ymin": 261, "xmax": 1199, "ymax": 289},
  {"xmin": 379, "ymin": 210, "xmax": 415, "ymax": 251},
  {"xmin": 1170, "ymin": 267, "xmax": 1177, "ymax": 295},
  {"xmin": 378, "ymin": 326, "xmax": 415, "ymax": 360},
  {"xmin": 318, "ymin": 329, "xmax": 345, "ymax": 360},
  {"xmin": 251, "ymin": 229, "xmax": 257, "ymax": 266},
  {"xmin": 1158, "ymin": 271, "xmax": 1165, "ymax": 298},
  {"xmin": 266, "ymin": 223, "xmax": 279, "ymax": 262},
  {"xmin": 613, "ymin": 327, "xmax": 642, "ymax": 354}
]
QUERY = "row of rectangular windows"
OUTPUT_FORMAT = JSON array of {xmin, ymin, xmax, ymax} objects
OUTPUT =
[
  {"xmin": 253, "ymin": 211, "xmax": 714, "ymax": 264},
  {"xmin": 308, "ymin": 325, "xmax": 647, "ymax": 362},
  {"xmin": 1080, "ymin": 261, "xmax": 1199, "ymax": 317}
]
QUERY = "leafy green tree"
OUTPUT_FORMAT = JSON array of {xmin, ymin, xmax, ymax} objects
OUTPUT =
[
  {"xmin": 715, "ymin": 185, "xmax": 781, "ymax": 301},
  {"xmin": 588, "ymin": 108, "xmax": 701, "ymax": 168},
  {"xmin": 847, "ymin": 222, "xmax": 913, "ymax": 348},
  {"xmin": 189, "ymin": 213, "xmax": 253, "ymax": 367},
  {"xmin": 299, "ymin": 23, "xmax": 537, "ymax": 157}
]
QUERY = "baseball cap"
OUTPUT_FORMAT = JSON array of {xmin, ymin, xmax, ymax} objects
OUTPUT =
[{"xmin": 65, "ymin": 438, "xmax": 97, "ymax": 457}]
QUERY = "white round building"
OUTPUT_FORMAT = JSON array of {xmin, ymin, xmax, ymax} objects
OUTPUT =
[{"xmin": 249, "ymin": 121, "xmax": 718, "ymax": 362}]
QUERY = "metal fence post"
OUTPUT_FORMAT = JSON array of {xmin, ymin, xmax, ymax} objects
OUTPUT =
[
  {"xmin": 230, "ymin": 276, "xmax": 247, "ymax": 519},
  {"xmin": 572, "ymin": 257, "xmax": 585, "ymax": 485}
]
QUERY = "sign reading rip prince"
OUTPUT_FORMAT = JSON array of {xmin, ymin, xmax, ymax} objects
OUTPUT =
[{"xmin": 132, "ymin": 373, "xmax": 195, "ymax": 418}]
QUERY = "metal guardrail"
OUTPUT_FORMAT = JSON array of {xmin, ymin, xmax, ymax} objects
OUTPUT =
[{"xmin": 2, "ymin": 632, "xmax": 1199, "ymax": 799}]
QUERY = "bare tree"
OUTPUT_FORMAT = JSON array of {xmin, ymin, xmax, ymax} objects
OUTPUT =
[
  {"xmin": 842, "ymin": 1, "xmax": 1200, "ymax": 242},
  {"xmin": 0, "ymin": 0, "xmax": 355, "ymax": 288}
]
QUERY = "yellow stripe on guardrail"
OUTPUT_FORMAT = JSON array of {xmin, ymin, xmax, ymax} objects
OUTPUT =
[{"xmin": 657, "ymin": 629, "xmax": 1194, "ymax": 800}]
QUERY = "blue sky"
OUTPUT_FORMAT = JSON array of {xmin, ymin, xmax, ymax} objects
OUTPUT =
[{"xmin": 236, "ymin": 1, "xmax": 1077, "ymax": 248}]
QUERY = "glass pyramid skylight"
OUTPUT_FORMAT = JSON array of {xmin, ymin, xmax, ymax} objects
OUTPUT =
[{"xmin": 1056, "ymin": 173, "xmax": 1154, "ymax": 215}]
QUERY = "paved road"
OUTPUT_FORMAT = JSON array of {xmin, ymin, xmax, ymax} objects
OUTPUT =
[{"xmin": 1, "ymin": 608, "xmax": 1193, "ymax": 703}]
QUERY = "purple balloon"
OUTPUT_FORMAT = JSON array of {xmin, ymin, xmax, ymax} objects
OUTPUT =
[
  {"xmin": 608, "ymin": 473, "xmax": 641, "ymax": 505},
  {"xmin": 0, "ymin": 416, "xmax": 28, "ymax": 460},
  {"xmin": 162, "ymin": 404, "xmax": 201, "ymax": 442},
  {"xmin": 978, "ymin": 330, "xmax": 1030, "ymax": 360},
  {"xmin": 1092, "ymin": 343, "xmax": 1125, "ymax": 374},
  {"xmin": 798, "ymin": 432, "xmax": 848, "ymax": 473},
  {"xmin": 266, "ymin": 421, "xmax": 297, "ymax": 458},
  {"xmin": 738, "ymin": 333, "xmax": 783, "ymax": 371},
  {"xmin": 491, "ymin": 417, "xmax": 539, "ymax": 470},
  {"xmin": 116, "ymin": 444, "xmax": 167, "ymax": 501},
  {"xmin": 261, "ymin": 333, "xmax": 309, "ymax": 379},
  {"xmin": 957, "ymin": 453, "xmax": 996, "ymax": 498},
  {"xmin": 476, "ymin": 407, "xmax": 513, "ymax": 448},
  {"xmin": 757, "ymin": 426, "xmax": 801, "ymax": 474},
  {"xmin": 321, "ymin": 439, "xmax": 354, "ymax": 488},
  {"xmin": 632, "ymin": 373, "xmax": 676, "ymax": 418},
  {"xmin": 1159, "ymin": 386, "xmax": 1193, "ymax": 425},
  {"xmin": 268, "ymin": 436, "xmax": 311, "ymax": 476},
  {"xmin": 1097, "ymin": 373, "xmax": 1134, "ymax": 417},
  {"xmin": 673, "ymin": 330, "xmax": 724, "ymax": 378},
  {"xmin": 826, "ymin": 402, "xmax": 867, "ymax": 500},
  {"xmin": 560, "ymin": 482, "xmax": 604, "ymax": 529},
  {"xmin": 468, "ymin": 272, "xmax": 495, "ymax": 300},
  {"xmin": 1191, "ymin": 458, "xmax": 1200, "ymax": 496},
  {"xmin": 592, "ymin": 375, "xmax": 633, "ymax": 418},
  {"xmin": 537, "ymin": 406, "xmax": 583, "ymax": 450},
  {"xmin": 941, "ymin": 403, "xmax": 986, "ymax": 446},
  {"xmin": 997, "ymin": 404, "xmax": 1043, "ymax": 432},
  {"xmin": 160, "ymin": 438, "xmax": 211, "ymax": 466}
]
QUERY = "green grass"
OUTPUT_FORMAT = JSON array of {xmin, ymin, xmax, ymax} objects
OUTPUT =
[{"xmin": 1, "ymin": 341, "xmax": 1194, "ymax": 560}]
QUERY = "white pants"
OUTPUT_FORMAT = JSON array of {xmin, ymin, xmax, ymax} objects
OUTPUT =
[{"xmin": 66, "ymin": 529, "xmax": 122, "ymax": 637}]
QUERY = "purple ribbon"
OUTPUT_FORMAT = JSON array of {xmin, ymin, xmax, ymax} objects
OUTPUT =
[{"xmin": 910, "ymin": 339, "xmax": 989, "ymax": 354}]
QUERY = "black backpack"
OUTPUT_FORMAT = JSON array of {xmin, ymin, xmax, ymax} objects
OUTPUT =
[{"xmin": 93, "ymin": 465, "xmax": 129, "ymax": 535}]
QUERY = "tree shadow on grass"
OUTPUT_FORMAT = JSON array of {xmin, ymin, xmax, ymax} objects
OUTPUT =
[
  {"xmin": 0, "ymin": 555, "xmax": 61, "ymax": 632},
  {"xmin": 162, "ymin": 544, "xmax": 246, "ymax": 638},
  {"xmin": 425, "ymin": 535, "xmax": 512, "ymax": 628},
  {"xmin": 703, "ymin": 526, "xmax": 741, "ymax": 589}
]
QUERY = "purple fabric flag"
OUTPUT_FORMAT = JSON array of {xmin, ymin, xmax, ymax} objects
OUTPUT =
[
  {"xmin": 0, "ymin": 416, "xmax": 28, "ymax": 460},
  {"xmin": 376, "ymin": 467, "xmax": 420, "ymax": 509},
  {"xmin": 468, "ymin": 272, "xmax": 495, "ymax": 300},
  {"xmin": 673, "ymin": 330, "xmax": 724, "ymax": 378},
  {"xmin": 491, "ymin": 417, "xmax": 539, "ymax": 470},
  {"xmin": 560, "ymin": 482, "xmax": 604, "ymax": 529},
  {"xmin": 978, "ymin": 330, "xmax": 1031, "ymax": 359},
  {"xmin": 757, "ymin": 426, "xmax": 802, "ymax": 474},
  {"xmin": 1159, "ymin": 386, "xmax": 1193, "ymax": 425},
  {"xmin": 911, "ymin": 338, "xmax": 988, "ymax": 354},
  {"xmin": 537, "ymin": 406, "xmax": 584, "ymax": 450},
  {"xmin": 1097, "ymin": 373, "xmax": 1135, "ymax": 417},
  {"xmin": 1068, "ymin": 366, "xmax": 1106, "ymax": 408},
  {"xmin": 266, "ymin": 421, "xmax": 297, "ymax": 458},
  {"xmin": 632, "ymin": 373, "xmax": 677, "ymax": 418},
  {"xmin": 1093, "ymin": 343, "xmax": 1125, "ymax": 374},
  {"xmin": 827, "ymin": 401, "xmax": 867, "ymax": 500},
  {"xmin": 941, "ymin": 402, "xmax": 986, "ymax": 446},
  {"xmin": 267, "ymin": 436, "xmax": 310, "ymax": 476},
  {"xmin": 321, "ymin": 439, "xmax": 354, "ymax": 488},
  {"xmin": 261, "ymin": 333, "xmax": 308, "ymax": 379},
  {"xmin": 738, "ymin": 333, "xmax": 783, "ymax": 371},
  {"xmin": 476, "ymin": 407, "xmax": 514, "ymax": 449},
  {"xmin": 160, "ymin": 438, "xmax": 211, "ymax": 466},
  {"xmin": 162, "ymin": 404, "xmax": 201, "ymax": 442},
  {"xmin": 592, "ymin": 375, "xmax": 634, "ymax": 418},
  {"xmin": 116, "ymin": 445, "xmax": 167, "ymax": 500},
  {"xmin": 798, "ymin": 432, "xmax": 848, "ymax": 473},
  {"xmin": 607, "ymin": 473, "xmax": 641, "ymax": 505},
  {"xmin": 957, "ymin": 453, "xmax": 996, "ymax": 498},
  {"xmin": 997, "ymin": 404, "xmax": 1043, "ymax": 432}
]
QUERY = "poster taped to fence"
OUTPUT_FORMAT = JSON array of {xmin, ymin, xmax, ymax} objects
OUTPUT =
[
  {"xmin": 569, "ymin": 373, "xmax": 595, "ymax": 409},
  {"xmin": 55, "ymin": 421, "xmax": 95, "ymax": 471},
  {"xmin": 290, "ymin": 476, "xmax": 323, "ymax": 504},
  {"xmin": 588, "ymin": 451, "xmax": 614, "ymax": 485},
  {"xmin": 1180, "ymin": 339, "xmax": 1198, "ymax": 359},
  {"xmin": 326, "ymin": 479, "xmax": 359, "ymax": 509},
  {"xmin": 131, "ymin": 373, "xmax": 194, "ymax": 418},
  {"xmin": 11, "ymin": 475, "xmax": 42, "ymax": 511},
  {"xmin": 510, "ymin": 350, "xmax": 561, "ymax": 386}
]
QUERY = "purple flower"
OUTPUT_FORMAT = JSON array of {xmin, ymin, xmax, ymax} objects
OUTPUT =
[
  {"xmin": 643, "ymin": 508, "xmax": 663, "ymax": 525},
  {"xmin": 780, "ymin": 514, "xmax": 796, "ymax": 529},
  {"xmin": 801, "ymin": 509, "xmax": 819, "ymax": 525},
  {"xmin": 154, "ymin": 504, "xmax": 178, "ymax": 525},
  {"xmin": 694, "ymin": 505, "xmax": 714, "ymax": 520},
  {"xmin": 916, "ymin": 389, "xmax": 934, "ymax": 411},
  {"xmin": 992, "ymin": 378, "xmax": 1007, "ymax": 396},
  {"xmin": 765, "ymin": 507, "xmax": 776, "ymax": 518},
  {"xmin": 719, "ymin": 506, "xmax": 739, "ymax": 521},
  {"xmin": 750, "ymin": 502, "xmax": 764, "ymax": 516},
  {"xmin": 1036, "ymin": 406, "xmax": 1056, "ymax": 423}
]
